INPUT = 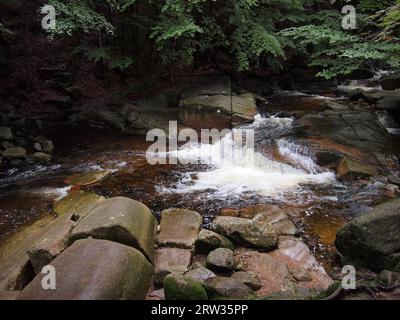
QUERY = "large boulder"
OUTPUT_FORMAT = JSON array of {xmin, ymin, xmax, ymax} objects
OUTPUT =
[
  {"xmin": 196, "ymin": 229, "xmax": 234, "ymax": 253},
  {"xmin": 210, "ymin": 216, "xmax": 277, "ymax": 250},
  {"xmin": 336, "ymin": 157, "xmax": 379, "ymax": 180},
  {"xmin": 206, "ymin": 248, "xmax": 235, "ymax": 272},
  {"xmin": 335, "ymin": 198, "xmax": 400, "ymax": 271},
  {"xmin": 163, "ymin": 274, "xmax": 208, "ymax": 300},
  {"xmin": 70, "ymin": 197, "xmax": 156, "ymax": 263},
  {"xmin": 158, "ymin": 208, "xmax": 202, "ymax": 250},
  {"xmin": 18, "ymin": 239, "xmax": 153, "ymax": 300}
]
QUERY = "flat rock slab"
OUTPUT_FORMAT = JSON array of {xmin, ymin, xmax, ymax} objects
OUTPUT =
[
  {"xmin": 18, "ymin": 239, "xmax": 153, "ymax": 300},
  {"xmin": 235, "ymin": 248, "xmax": 295, "ymax": 297},
  {"xmin": 64, "ymin": 170, "xmax": 112, "ymax": 186},
  {"xmin": 70, "ymin": 197, "xmax": 156, "ymax": 263},
  {"xmin": 270, "ymin": 236, "xmax": 333, "ymax": 291},
  {"xmin": 196, "ymin": 229, "xmax": 234, "ymax": 253},
  {"xmin": 204, "ymin": 277, "xmax": 255, "ymax": 299},
  {"xmin": 158, "ymin": 209, "xmax": 202, "ymax": 250},
  {"xmin": 53, "ymin": 190, "xmax": 105, "ymax": 219},
  {"xmin": 155, "ymin": 248, "xmax": 192, "ymax": 269}
]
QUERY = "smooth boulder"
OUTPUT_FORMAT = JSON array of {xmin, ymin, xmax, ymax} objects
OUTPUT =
[
  {"xmin": 204, "ymin": 277, "xmax": 254, "ymax": 299},
  {"xmin": 70, "ymin": 197, "xmax": 156, "ymax": 263},
  {"xmin": 196, "ymin": 229, "xmax": 234, "ymax": 253},
  {"xmin": 163, "ymin": 274, "xmax": 208, "ymax": 300},
  {"xmin": 18, "ymin": 239, "xmax": 153, "ymax": 300},
  {"xmin": 206, "ymin": 248, "xmax": 235, "ymax": 272}
]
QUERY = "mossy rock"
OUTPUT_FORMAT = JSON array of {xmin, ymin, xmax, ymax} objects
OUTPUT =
[{"xmin": 163, "ymin": 274, "xmax": 208, "ymax": 300}]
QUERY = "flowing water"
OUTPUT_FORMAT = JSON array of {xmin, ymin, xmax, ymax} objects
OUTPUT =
[{"xmin": 1, "ymin": 92, "xmax": 393, "ymax": 270}]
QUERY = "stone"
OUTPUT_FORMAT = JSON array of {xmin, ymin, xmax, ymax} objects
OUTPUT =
[
  {"xmin": 148, "ymin": 289, "xmax": 165, "ymax": 300},
  {"xmin": 291, "ymin": 268, "xmax": 313, "ymax": 283},
  {"xmin": 70, "ymin": 197, "xmax": 156, "ymax": 263},
  {"xmin": 379, "ymin": 270, "xmax": 400, "ymax": 286},
  {"xmin": 33, "ymin": 142, "xmax": 42, "ymax": 152},
  {"xmin": 154, "ymin": 248, "xmax": 192, "ymax": 287},
  {"xmin": 181, "ymin": 76, "xmax": 231, "ymax": 99},
  {"xmin": 27, "ymin": 215, "xmax": 75, "ymax": 274},
  {"xmin": 388, "ymin": 175, "xmax": 400, "ymax": 186},
  {"xmin": 335, "ymin": 198, "xmax": 400, "ymax": 271},
  {"xmin": 163, "ymin": 274, "xmax": 208, "ymax": 300},
  {"xmin": 196, "ymin": 229, "xmax": 234, "ymax": 253},
  {"xmin": 31, "ymin": 152, "xmax": 52, "ymax": 162},
  {"xmin": 232, "ymin": 271, "xmax": 262, "ymax": 291},
  {"xmin": 158, "ymin": 208, "xmax": 202, "ymax": 250},
  {"xmin": 234, "ymin": 249, "xmax": 295, "ymax": 296},
  {"xmin": 185, "ymin": 266, "xmax": 216, "ymax": 284},
  {"xmin": 2, "ymin": 141, "xmax": 14, "ymax": 149},
  {"xmin": 2, "ymin": 147, "xmax": 26, "ymax": 160},
  {"xmin": 34, "ymin": 136, "xmax": 54, "ymax": 153},
  {"xmin": 0, "ymin": 290, "xmax": 20, "ymax": 300},
  {"xmin": 53, "ymin": 190, "xmax": 105, "ymax": 219},
  {"xmin": 0, "ymin": 127, "xmax": 13, "ymax": 140},
  {"xmin": 210, "ymin": 216, "xmax": 278, "ymax": 250},
  {"xmin": 272, "ymin": 220, "xmax": 300, "ymax": 236},
  {"xmin": 206, "ymin": 248, "xmax": 235, "ymax": 272},
  {"xmin": 18, "ymin": 239, "xmax": 153, "ymax": 300},
  {"xmin": 65, "ymin": 170, "xmax": 112, "ymax": 186},
  {"xmin": 204, "ymin": 277, "xmax": 255, "ymax": 299},
  {"xmin": 323, "ymin": 101, "xmax": 349, "ymax": 111},
  {"xmin": 336, "ymin": 157, "xmax": 378, "ymax": 179}
]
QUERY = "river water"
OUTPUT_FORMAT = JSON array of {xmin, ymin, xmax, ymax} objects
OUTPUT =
[{"xmin": 0, "ymin": 90, "xmax": 393, "ymax": 270}]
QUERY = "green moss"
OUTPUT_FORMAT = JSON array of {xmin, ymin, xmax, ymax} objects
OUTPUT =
[{"xmin": 164, "ymin": 275, "xmax": 208, "ymax": 300}]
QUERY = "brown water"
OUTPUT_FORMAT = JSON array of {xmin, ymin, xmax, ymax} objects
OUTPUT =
[{"xmin": 0, "ymin": 92, "xmax": 391, "ymax": 270}]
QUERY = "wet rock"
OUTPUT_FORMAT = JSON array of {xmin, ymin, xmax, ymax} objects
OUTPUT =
[
  {"xmin": 204, "ymin": 277, "xmax": 255, "ymax": 299},
  {"xmin": 70, "ymin": 197, "xmax": 156, "ymax": 263},
  {"xmin": 181, "ymin": 76, "xmax": 231, "ymax": 99},
  {"xmin": 27, "ymin": 215, "xmax": 75, "ymax": 274},
  {"xmin": 206, "ymin": 248, "xmax": 235, "ymax": 272},
  {"xmin": 3, "ymin": 147, "xmax": 26, "ymax": 160},
  {"xmin": 380, "ymin": 74, "xmax": 400, "ymax": 91},
  {"xmin": 335, "ymin": 198, "xmax": 400, "ymax": 271},
  {"xmin": 154, "ymin": 248, "xmax": 192, "ymax": 287},
  {"xmin": 290, "ymin": 268, "xmax": 313, "ymax": 283},
  {"xmin": 158, "ymin": 209, "xmax": 202, "ymax": 250},
  {"xmin": 2, "ymin": 141, "xmax": 14, "ymax": 150},
  {"xmin": 163, "ymin": 274, "xmax": 208, "ymax": 300},
  {"xmin": 336, "ymin": 157, "xmax": 378, "ymax": 180},
  {"xmin": 196, "ymin": 229, "xmax": 234, "ymax": 253},
  {"xmin": 31, "ymin": 152, "xmax": 52, "ymax": 162},
  {"xmin": 253, "ymin": 211, "xmax": 299, "ymax": 236},
  {"xmin": 65, "ymin": 170, "xmax": 112, "ymax": 186},
  {"xmin": 18, "ymin": 239, "xmax": 153, "ymax": 300},
  {"xmin": 379, "ymin": 270, "xmax": 400, "ymax": 286},
  {"xmin": 210, "ymin": 216, "xmax": 278, "ymax": 250},
  {"xmin": 34, "ymin": 136, "xmax": 54, "ymax": 153},
  {"xmin": 53, "ymin": 190, "xmax": 105, "ymax": 219},
  {"xmin": 0, "ymin": 127, "xmax": 13, "ymax": 140},
  {"xmin": 232, "ymin": 271, "xmax": 262, "ymax": 291},
  {"xmin": 271, "ymin": 220, "xmax": 300, "ymax": 236},
  {"xmin": 388, "ymin": 175, "xmax": 400, "ymax": 186},
  {"xmin": 323, "ymin": 101, "xmax": 349, "ymax": 111},
  {"xmin": 185, "ymin": 266, "xmax": 216, "ymax": 284},
  {"xmin": 377, "ymin": 96, "xmax": 400, "ymax": 111}
]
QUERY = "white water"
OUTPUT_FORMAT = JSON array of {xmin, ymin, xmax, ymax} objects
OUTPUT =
[
  {"xmin": 160, "ymin": 115, "xmax": 335, "ymax": 198},
  {"xmin": 338, "ymin": 79, "xmax": 382, "ymax": 92}
]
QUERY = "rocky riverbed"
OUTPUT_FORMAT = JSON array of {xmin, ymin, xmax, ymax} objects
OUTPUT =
[{"xmin": 0, "ymin": 74, "xmax": 400, "ymax": 300}]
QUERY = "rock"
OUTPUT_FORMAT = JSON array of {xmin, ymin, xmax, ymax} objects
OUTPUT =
[
  {"xmin": 335, "ymin": 198, "xmax": 400, "ymax": 271},
  {"xmin": 33, "ymin": 142, "xmax": 42, "ymax": 152},
  {"xmin": 210, "ymin": 216, "xmax": 278, "ymax": 250},
  {"xmin": 379, "ymin": 270, "xmax": 400, "ymax": 286},
  {"xmin": 206, "ymin": 248, "xmax": 235, "ymax": 272},
  {"xmin": 163, "ymin": 274, "xmax": 208, "ymax": 300},
  {"xmin": 389, "ymin": 175, "xmax": 400, "ymax": 186},
  {"xmin": 271, "ymin": 220, "xmax": 300, "ymax": 236},
  {"xmin": 181, "ymin": 76, "xmax": 231, "ymax": 99},
  {"xmin": 2, "ymin": 141, "xmax": 14, "ymax": 149},
  {"xmin": 336, "ymin": 157, "xmax": 378, "ymax": 180},
  {"xmin": 185, "ymin": 266, "xmax": 216, "ymax": 284},
  {"xmin": 148, "ymin": 289, "xmax": 165, "ymax": 300},
  {"xmin": 0, "ymin": 290, "xmax": 20, "ymax": 300},
  {"xmin": 0, "ymin": 127, "xmax": 13, "ymax": 140},
  {"xmin": 290, "ymin": 268, "xmax": 313, "ymax": 283},
  {"xmin": 158, "ymin": 208, "xmax": 202, "ymax": 250},
  {"xmin": 34, "ymin": 136, "xmax": 54, "ymax": 153},
  {"xmin": 380, "ymin": 74, "xmax": 400, "ymax": 90},
  {"xmin": 196, "ymin": 229, "xmax": 234, "ymax": 253},
  {"xmin": 204, "ymin": 277, "xmax": 254, "ymax": 299},
  {"xmin": 65, "ymin": 170, "xmax": 112, "ymax": 186},
  {"xmin": 31, "ymin": 152, "xmax": 52, "ymax": 162},
  {"xmin": 232, "ymin": 271, "xmax": 262, "ymax": 291},
  {"xmin": 179, "ymin": 94, "xmax": 257, "ymax": 130},
  {"xmin": 377, "ymin": 97, "xmax": 400, "ymax": 111},
  {"xmin": 18, "ymin": 239, "xmax": 153, "ymax": 300},
  {"xmin": 3, "ymin": 147, "xmax": 26, "ymax": 160},
  {"xmin": 53, "ymin": 190, "xmax": 105, "ymax": 219},
  {"xmin": 154, "ymin": 248, "xmax": 192, "ymax": 287},
  {"xmin": 234, "ymin": 249, "xmax": 295, "ymax": 296},
  {"xmin": 323, "ymin": 101, "xmax": 349, "ymax": 111},
  {"xmin": 70, "ymin": 197, "xmax": 156, "ymax": 263},
  {"xmin": 27, "ymin": 215, "xmax": 75, "ymax": 274},
  {"xmin": 253, "ymin": 211, "xmax": 299, "ymax": 236}
]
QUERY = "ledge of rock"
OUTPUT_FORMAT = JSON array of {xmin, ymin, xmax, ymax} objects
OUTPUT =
[
  {"xmin": 70, "ymin": 197, "xmax": 156, "ymax": 263},
  {"xmin": 18, "ymin": 239, "xmax": 153, "ymax": 300},
  {"xmin": 335, "ymin": 198, "xmax": 400, "ymax": 271}
]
